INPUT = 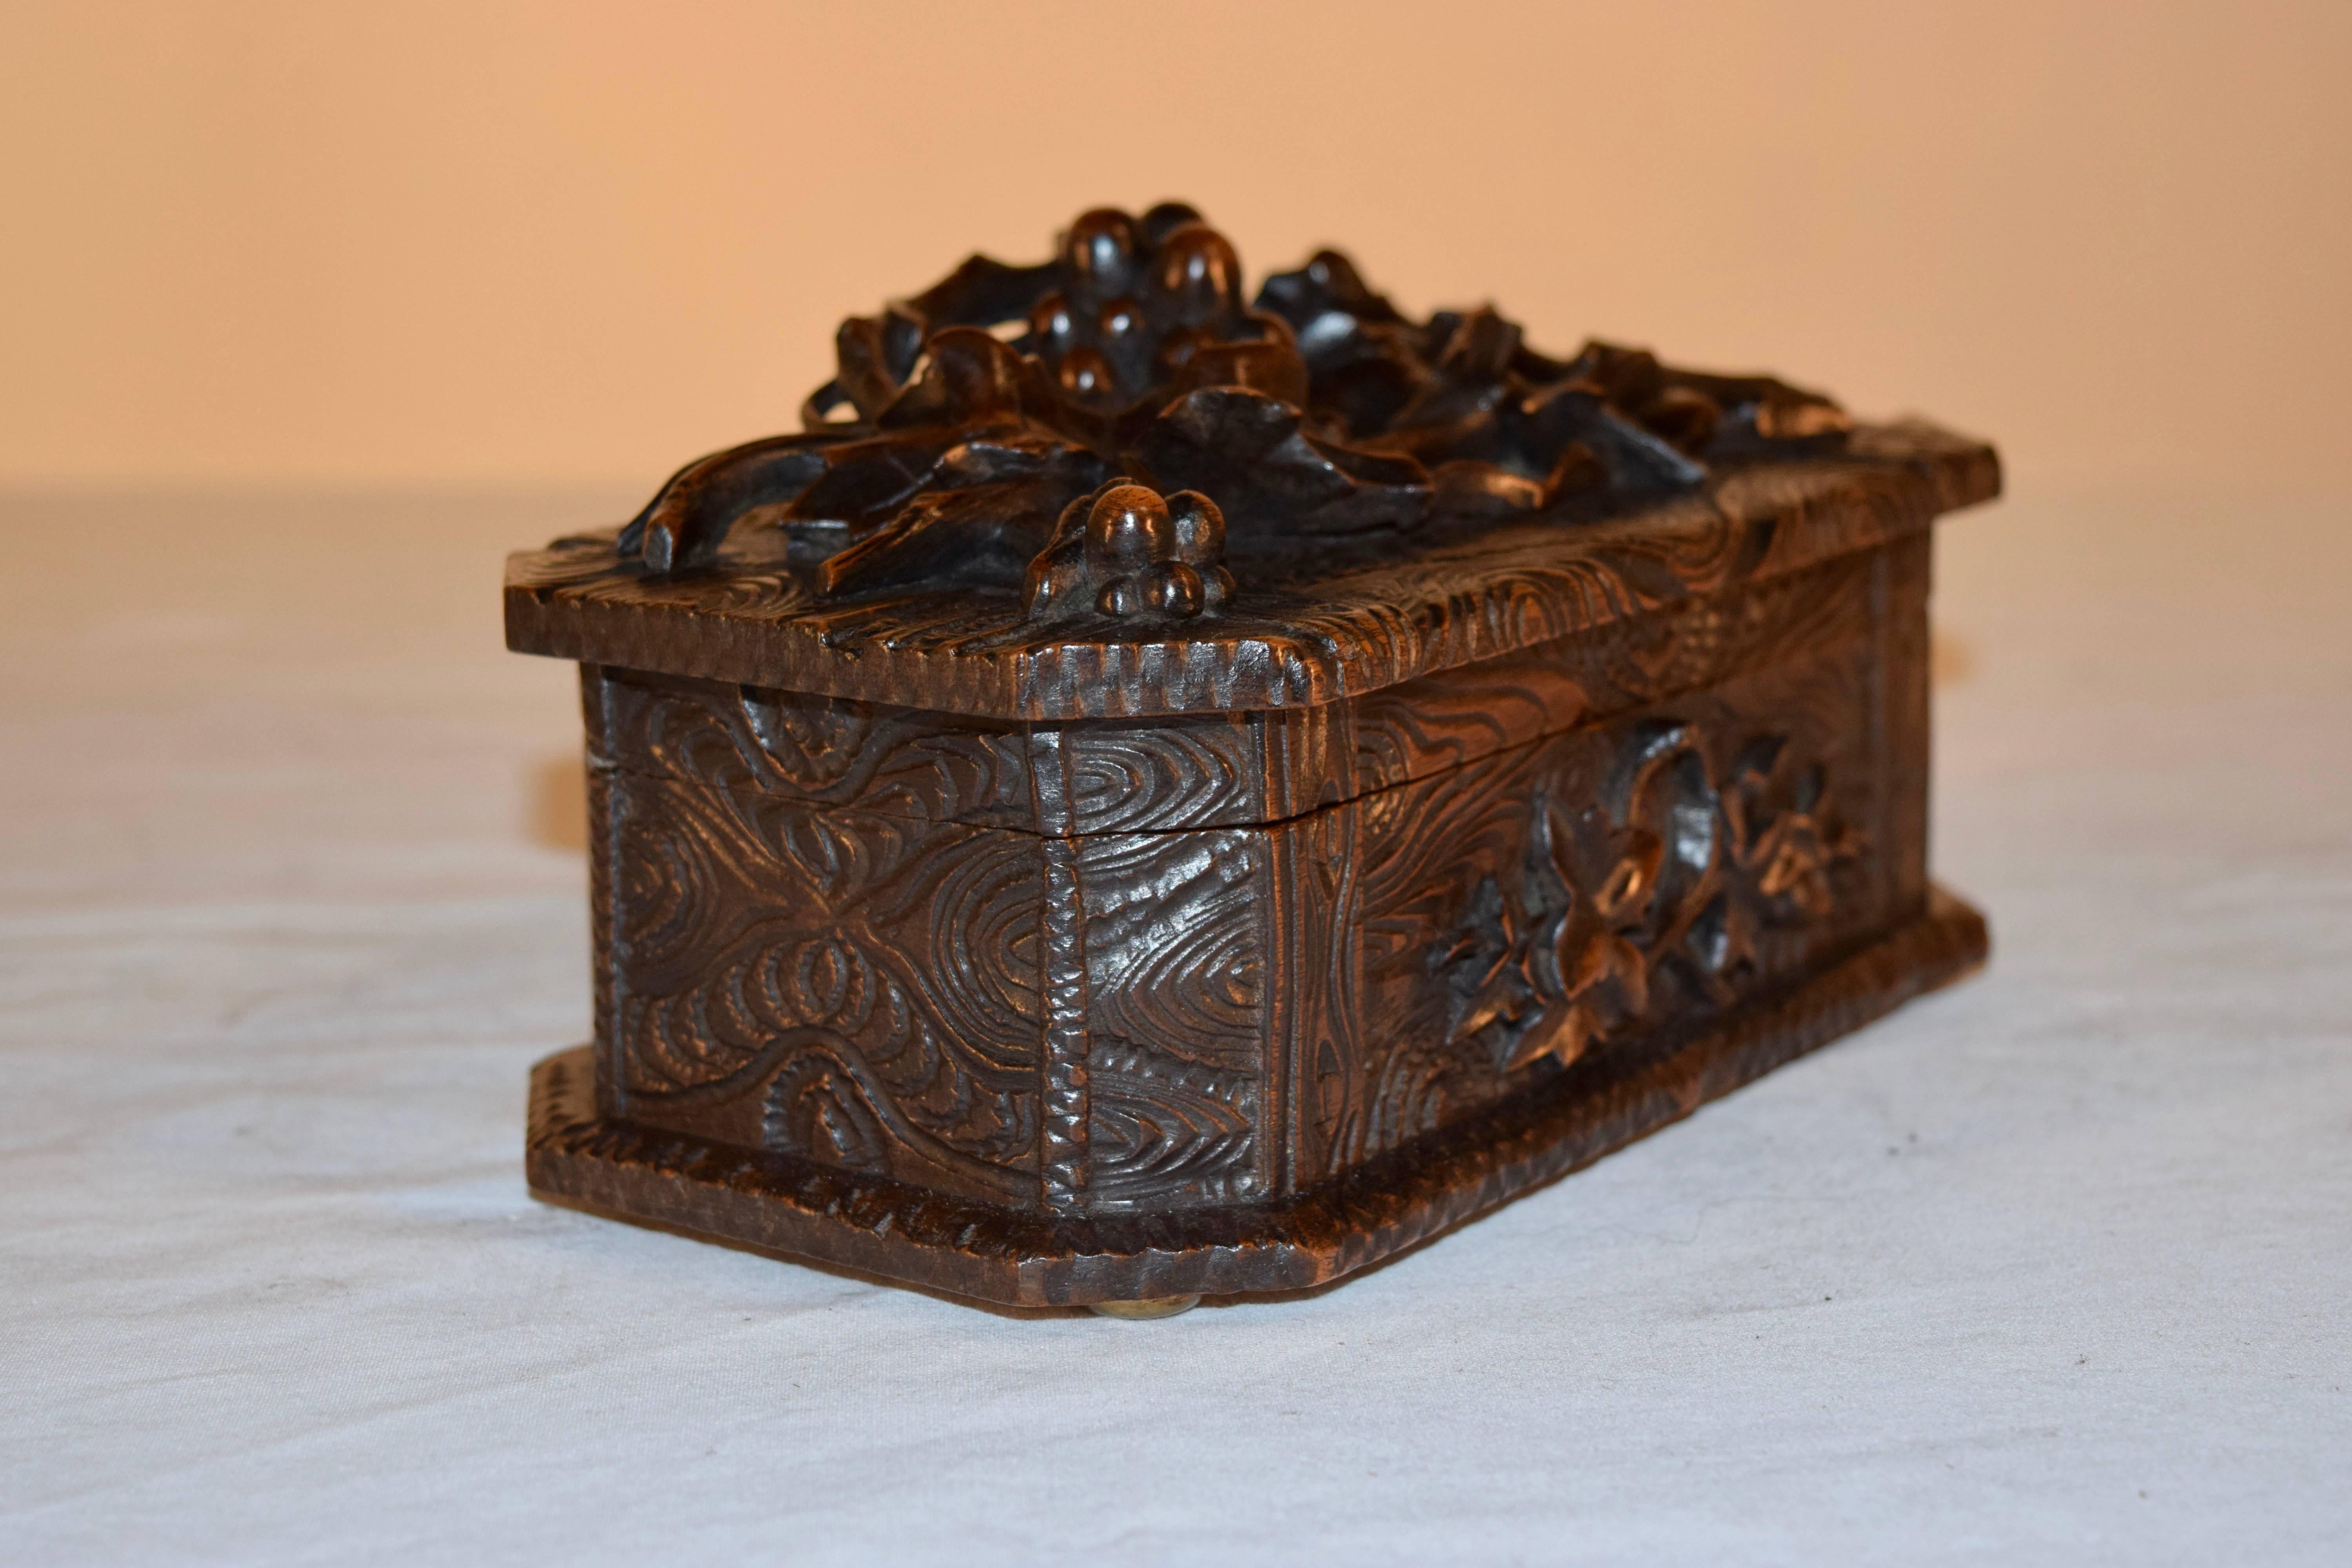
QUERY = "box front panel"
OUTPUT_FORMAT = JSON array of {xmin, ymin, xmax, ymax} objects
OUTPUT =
[{"xmin": 1307, "ymin": 544, "xmax": 1929, "ymax": 1183}]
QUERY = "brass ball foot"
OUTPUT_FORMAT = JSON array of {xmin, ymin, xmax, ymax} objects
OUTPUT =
[{"xmin": 1087, "ymin": 1294, "xmax": 1202, "ymax": 1320}]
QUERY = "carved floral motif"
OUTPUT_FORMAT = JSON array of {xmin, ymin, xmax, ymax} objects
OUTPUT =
[{"xmin": 1433, "ymin": 720, "xmax": 1861, "ymax": 1076}]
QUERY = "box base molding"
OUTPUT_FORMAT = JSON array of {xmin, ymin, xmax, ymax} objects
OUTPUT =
[{"xmin": 526, "ymin": 887, "xmax": 1987, "ymax": 1309}]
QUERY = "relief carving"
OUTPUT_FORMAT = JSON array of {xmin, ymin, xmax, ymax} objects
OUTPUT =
[
  {"xmin": 1076, "ymin": 831, "xmax": 1268, "ymax": 1208},
  {"xmin": 1431, "ymin": 719, "xmax": 1862, "ymax": 1080},
  {"xmin": 1024, "ymin": 480, "xmax": 1234, "ymax": 621},
  {"xmin": 513, "ymin": 198, "xmax": 1987, "ymax": 1305},
  {"xmin": 588, "ymin": 623, "xmax": 1880, "ymax": 1213},
  {"xmin": 602, "ymin": 767, "xmax": 1044, "ymax": 1204},
  {"xmin": 609, "ymin": 204, "xmax": 1851, "ymax": 597}
]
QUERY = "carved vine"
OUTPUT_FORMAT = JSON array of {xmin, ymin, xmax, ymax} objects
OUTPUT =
[
  {"xmin": 613, "ymin": 204, "xmax": 1852, "ymax": 616},
  {"xmin": 1433, "ymin": 722, "xmax": 1860, "ymax": 1074}
]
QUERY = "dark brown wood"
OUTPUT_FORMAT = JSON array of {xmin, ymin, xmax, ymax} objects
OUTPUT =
[
  {"xmin": 507, "ymin": 423, "xmax": 1993, "ymax": 722},
  {"xmin": 526, "ymin": 891, "xmax": 1985, "ymax": 1307},
  {"xmin": 507, "ymin": 205, "xmax": 1998, "ymax": 1308}
]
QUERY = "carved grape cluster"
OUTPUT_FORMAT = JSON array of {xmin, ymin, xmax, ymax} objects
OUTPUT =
[
  {"xmin": 613, "ymin": 205, "xmax": 1856, "ymax": 616},
  {"xmin": 1019, "ymin": 207, "xmax": 1304, "ymax": 416},
  {"xmin": 1024, "ymin": 481, "xmax": 1234, "ymax": 621}
]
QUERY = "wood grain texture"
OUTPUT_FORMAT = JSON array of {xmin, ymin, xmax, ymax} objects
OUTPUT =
[
  {"xmin": 510, "ymin": 422, "xmax": 1996, "ymax": 722},
  {"xmin": 1333, "ymin": 639, "xmax": 1884, "ymax": 1177},
  {"xmin": 592, "ymin": 765, "xmax": 1044, "ymax": 1205},
  {"xmin": 527, "ymin": 889, "xmax": 1987, "ymax": 1307},
  {"xmin": 518, "ymin": 299, "xmax": 1995, "ymax": 1299},
  {"xmin": 580, "ymin": 537, "xmax": 1893, "ymax": 836},
  {"xmin": 579, "ymin": 535, "xmax": 1938, "ymax": 1235}
]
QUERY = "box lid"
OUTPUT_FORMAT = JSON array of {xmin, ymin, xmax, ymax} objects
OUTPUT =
[{"xmin": 506, "ymin": 206, "xmax": 1998, "ymax": 722}]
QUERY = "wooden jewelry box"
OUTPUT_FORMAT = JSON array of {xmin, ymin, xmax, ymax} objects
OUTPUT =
[{"xmin": 508, "ymin": 205, "xmax": 1997, "ymax": 1314}]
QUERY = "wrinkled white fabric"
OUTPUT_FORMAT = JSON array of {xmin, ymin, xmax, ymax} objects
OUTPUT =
[{"xmin": 3, "ymin": 486, "xmax": 2346, "ymax": 1566}]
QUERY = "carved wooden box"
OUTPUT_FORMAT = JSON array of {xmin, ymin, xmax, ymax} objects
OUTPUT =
[{"xmin": 509, "ymin": 206, "xmax": 1996, "ymax": 1311}]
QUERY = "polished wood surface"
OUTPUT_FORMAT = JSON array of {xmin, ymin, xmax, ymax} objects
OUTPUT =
[
  {"xmin": 510, "ymin": 209, "xmax": 1998, "ymax": 1305},
  {"xmin": 506, "ymin": 207, "xmax": 1995, "ymax": 720},
  {"xmin": 530, "ymin": 893, "xmax": 1984, "ymax": 1308}
]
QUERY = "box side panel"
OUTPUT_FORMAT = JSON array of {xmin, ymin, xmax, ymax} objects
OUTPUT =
[
  {"xmin": 590, "ymin": 716, "xmax": 1045, "ymax": 1207},
  {"xmin": 1881, "ymin": 533, "xmax": 1933, "ymax": 922},
  {"xmin": 583, "ymin": 666, "xmax": 623, "ymax": 1120},
  {"xmin": 575, "ymin": 538, "xmax": 1935, "ymax": 1210}
]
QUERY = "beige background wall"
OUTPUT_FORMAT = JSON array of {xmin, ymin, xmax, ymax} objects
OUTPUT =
[{"xmin": 4, "ymin": 0, "xmax": 2346, "ymax": 493}]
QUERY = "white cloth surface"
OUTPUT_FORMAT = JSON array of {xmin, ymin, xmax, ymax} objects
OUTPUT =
[{"xmin": 3, "ymin": 485, "xmax": 2347, "ymax": 1566}]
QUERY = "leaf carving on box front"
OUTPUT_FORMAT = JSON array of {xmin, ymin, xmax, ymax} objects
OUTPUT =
[
  {"xmin": 1431, "ymin": 717, "xmax": 1860, "ymax": 1078},
  {"xmin": 1679, "ymin": 732, "xmax": 1864, "ymax": 1005}
]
